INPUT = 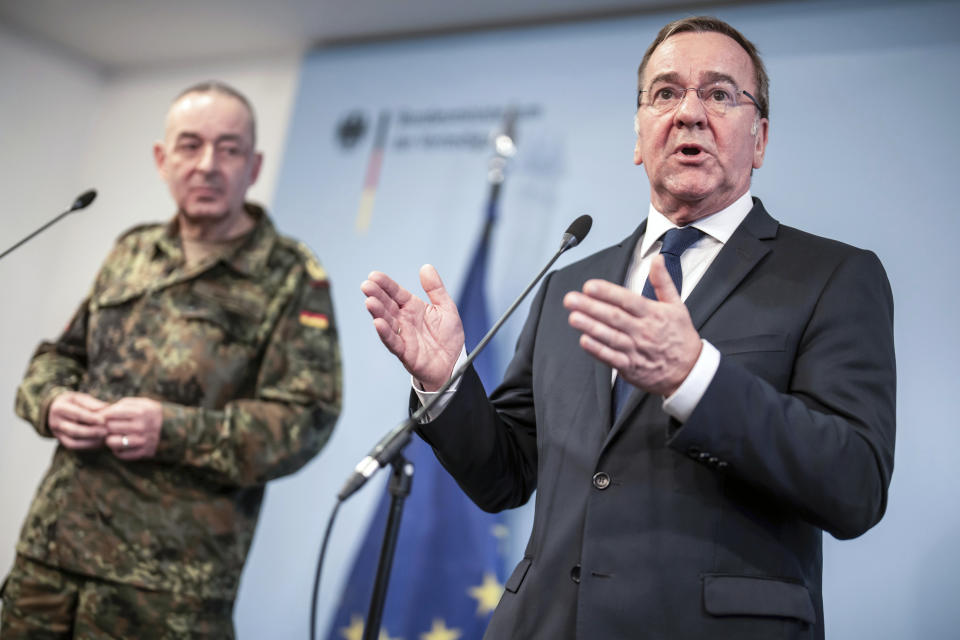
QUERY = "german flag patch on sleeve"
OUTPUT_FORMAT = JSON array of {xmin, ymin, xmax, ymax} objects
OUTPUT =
[{"xmin": 299, "ymin": 310, "xmax": 330, "ymax": 330}]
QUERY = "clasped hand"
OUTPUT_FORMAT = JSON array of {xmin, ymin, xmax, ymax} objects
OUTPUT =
[
  {"xmin": 48, "ymin": 392, "xmax": 162, "ymax": 460},
  {"xmin": 563, "ymin": 255, "xmax": 702, "ymax": 397}
]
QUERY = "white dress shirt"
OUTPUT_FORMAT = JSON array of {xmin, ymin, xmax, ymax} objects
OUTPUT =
[{"xmin": 416, "ymin": 191, "xmax": 755, "ymax": 423}]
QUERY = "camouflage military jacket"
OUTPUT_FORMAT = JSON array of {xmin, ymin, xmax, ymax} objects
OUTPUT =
[{"xmin": 14, "ymin": 205, "xmax": 341, "ymax": 599}]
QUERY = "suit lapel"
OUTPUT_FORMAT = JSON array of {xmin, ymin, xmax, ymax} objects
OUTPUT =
[
  {"xmin": 606, "ymin": 199, "xmax": 779, "ymax": 441},
  {"xmin": 684, "ymin": 199, "xmax": 778, "ymax": 330}
]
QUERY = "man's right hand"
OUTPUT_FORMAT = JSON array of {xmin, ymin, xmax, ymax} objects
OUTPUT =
[
  {"xmin": 47, "ymin": 391, "xmax": 108, "ymax": 449},
  {"xmin": 361, "ymin": 264, "xmax": 464, "ymax": 391}
]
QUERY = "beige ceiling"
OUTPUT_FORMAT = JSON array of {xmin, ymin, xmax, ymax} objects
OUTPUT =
[{"xmin": 0, "ymin": 0, "xmax": 773, "ymax": 73}]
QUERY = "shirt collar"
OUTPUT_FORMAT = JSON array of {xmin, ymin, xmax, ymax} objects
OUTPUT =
[{"xmin": 640, "ymin": 190, "xmax": 754, "ymax": 258}]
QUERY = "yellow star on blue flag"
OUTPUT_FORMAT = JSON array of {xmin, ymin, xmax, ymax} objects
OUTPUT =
[
  {"xmin": 420, "ymin": 619, "xmax": 462, "ymax": 640},
  {"xmin": 468, "ymin": 573, "xmax": 504, "ymax": 616},
  {"xmin": 339, "ymin": 614, "xmax": 402, "ymax": 640}
]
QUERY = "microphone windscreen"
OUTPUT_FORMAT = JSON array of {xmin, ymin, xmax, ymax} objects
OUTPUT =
[
  {"xmin": 564, "ymin": 214, "xmax": 593, "ymax": 247},
  {"xmin": 72, "ymin": 189, "xmax": 97, "ymax": 211}
]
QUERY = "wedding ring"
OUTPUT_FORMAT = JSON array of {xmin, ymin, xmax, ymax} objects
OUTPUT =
[{"xmin": 121, "ymin": 435, "xmax": 129, "ymax": 449}]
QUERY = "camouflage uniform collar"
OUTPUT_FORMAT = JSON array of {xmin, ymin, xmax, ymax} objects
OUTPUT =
[
  {"xmin": 221, "ymin": 204, "xmax": 277, "ymax": 277},
  {"xmin": 157, "ymin": 203, "xmax": 277, "ymax": 277}
]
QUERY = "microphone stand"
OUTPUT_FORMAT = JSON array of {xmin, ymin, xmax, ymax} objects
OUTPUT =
[{"xmin": 363, "ymin": 454, "xmax": 414, "ymax": 640}]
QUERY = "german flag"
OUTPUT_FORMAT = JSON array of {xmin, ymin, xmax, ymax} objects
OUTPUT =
[{"xmin": 355, "ymin": 111, "xmax": 391, "ymax": 234}]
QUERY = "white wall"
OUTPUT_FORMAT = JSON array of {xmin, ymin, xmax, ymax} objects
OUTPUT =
[
  {"xmin": 0, "ymin": 22, "xmax": 106, "ymax": 602},
  {"xmin": 0, "ymin": 22, "xmax": 300, "ymax": 631}
]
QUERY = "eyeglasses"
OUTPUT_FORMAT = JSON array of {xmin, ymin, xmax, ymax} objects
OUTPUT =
[{"xmin": 637, "ymin": 83, "xmax": 762, "ymax": 117}]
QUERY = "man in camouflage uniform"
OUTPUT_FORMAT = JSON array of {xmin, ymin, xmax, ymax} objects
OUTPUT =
[{"xmin": 0, "ymin": 81, "xmax": 341, "ymax": 638}]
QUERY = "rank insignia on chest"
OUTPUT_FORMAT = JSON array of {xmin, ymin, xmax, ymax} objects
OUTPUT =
[{"xmin": 299, "ymin": 310, "xmax": 329, "ymax": 330}]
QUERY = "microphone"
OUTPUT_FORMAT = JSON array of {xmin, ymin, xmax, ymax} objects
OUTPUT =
[
  {"xmin": 72, "ymin": 189, "xmax": 97, "ymax": 211},
  {"xmin": 560, "ymin": 214, "xmax": 592, "ymax": 251},
  {"xmin": 0, "ymin": 189, "xmax": 98, "ymax": 261},
  {"xmin": 339, "ymin": 214, "xmax": 593, "ymax": 501}
]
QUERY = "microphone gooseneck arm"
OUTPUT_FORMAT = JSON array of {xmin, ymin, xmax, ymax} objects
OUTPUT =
[
  {"xmin": 0, "ymin": 189, "xmax": 98, "ymax": 261},
  {"xmin": 338, "ymin": 214, "xmax": 593, "ymax": 502}
]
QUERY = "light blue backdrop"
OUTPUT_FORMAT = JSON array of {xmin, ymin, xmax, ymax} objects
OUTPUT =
[{"xmin": 235, "ymin": 1, "xmax": 960, "ymax": 638}]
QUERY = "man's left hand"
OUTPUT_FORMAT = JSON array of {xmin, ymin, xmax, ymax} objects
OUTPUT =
[
  {"xmin": 563, "ymin": 254, "xmax": 702, "ymax": 397},
  {"xmin": 102, "ymin": 397, "xmax": 163, "ymax": 460}
]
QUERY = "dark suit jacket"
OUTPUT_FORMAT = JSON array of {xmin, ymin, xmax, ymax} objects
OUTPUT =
[{"xmin": 418, "ymin": 199, "xmax": 896, "ymax": 639}]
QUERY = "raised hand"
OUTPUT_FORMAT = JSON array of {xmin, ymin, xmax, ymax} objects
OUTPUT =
[
  {"xmin": 362, "ymin": 264, "xmax": 464, "ymax": 391},
  {"xmin": 563, "ymin": 254, "xmax": 702, "ymax": 397}
]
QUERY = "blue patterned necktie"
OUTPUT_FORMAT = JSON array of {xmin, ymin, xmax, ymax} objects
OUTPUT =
[{"xmin": 613, "ymin": 226, "xmax": 704, "ymax": 420}]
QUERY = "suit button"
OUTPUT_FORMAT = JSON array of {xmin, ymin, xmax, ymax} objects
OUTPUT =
[
  {"xmin": 708, "ymin": 456, "xmax": 719, "ymax": 465},
  {"xmin": 716, "ymin": 460, "xmax": 729, "ymax": 470},
  {"xmin": 687, "ymin": 447, "xmax": 701, "ymax": 459},
  {"xmin": 570, "ymin": 564, "xmax": 581, "ymax": 584},
  {"xmin": 698, "ymin": 452, "xmax": 712, "ymax": 462},
  {"xmin": 592, "ymin": 472, "xmax": 610, "ymax": 490}
]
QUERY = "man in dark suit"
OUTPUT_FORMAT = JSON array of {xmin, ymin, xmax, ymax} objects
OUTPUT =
[{"xmin": 361, "ymin": 16, "xmax": 895, "ymax": 639}]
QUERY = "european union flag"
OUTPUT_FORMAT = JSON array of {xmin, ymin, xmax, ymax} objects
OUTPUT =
[{"xmin": 326, "ymin": 201, "xmax": 507, "ymax": 640}]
